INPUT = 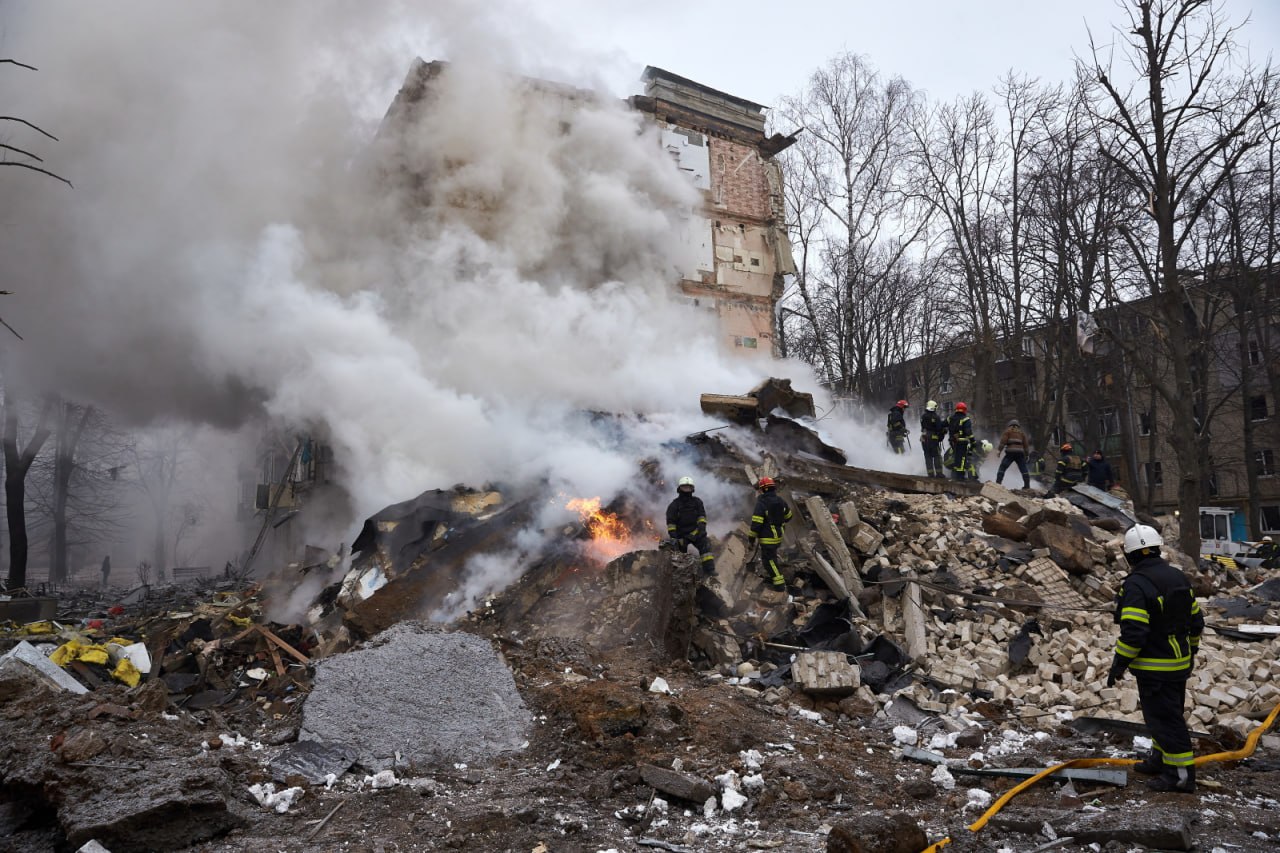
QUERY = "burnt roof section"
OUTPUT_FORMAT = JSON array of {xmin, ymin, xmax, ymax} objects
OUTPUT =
[{"xmin": 641, "ymin": 66, "xmax": 768, "ymax": 136}]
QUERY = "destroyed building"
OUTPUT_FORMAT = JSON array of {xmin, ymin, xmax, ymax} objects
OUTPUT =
[
  {"xmin": 4, "ymin": 379, "xmax": 1278, "ymax": 852},
  {"xmin": 376, "ymin": 60, "xmax": 796, "ymax": 360}
]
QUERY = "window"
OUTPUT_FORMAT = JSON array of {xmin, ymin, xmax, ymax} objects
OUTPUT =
[
  {"xmin": 1145, "ymin": 461, "xmax": 1163, "ymax": 486},
  {"xmin": 1256, "ymin": 449, "xmax": 1276, "ymax": 477},
  {"xmin": 939, "ymin": 379, "xmax": 954, "ymax": 394},
  {"xmin": 1139, "ymin": 412, "xmax": 1153, "ymax": 436},
  {"xmin": 1261, "ymin": 504, "xmax": 1280, "ymax": 533},
  {"xmin": 1098, "ymin": 407, "xmax": 1120, "ymax": 436},
  {"xmin": 910, "ymin": 372, "xmax": 921, "ymax": 390},
  {"xmin": 1248, "ymin": 339, "xmax": 1261, "ymax": 366},
  {"xmin": 733, "ymin": 336, "xmax": 758, "ymax": 349},
  {"xmin": 1250, "ymin": 395, "xmax": 1269, "ymax": 421}
]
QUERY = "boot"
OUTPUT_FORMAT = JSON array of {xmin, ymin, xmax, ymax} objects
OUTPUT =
[
  {"xmin": 1147, "ymin": 764, "xmax": 1195, "ymax": 793},
  {"xmin": 1133, "ymin": 751, "xmax": 1163, "ymax": 776}
]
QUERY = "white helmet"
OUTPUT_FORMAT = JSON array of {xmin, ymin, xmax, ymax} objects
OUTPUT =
[
  {"xmin": 1123, "ymin": 524, "xmax": 1163, "ymax": 554},
  {"xmin": 677, "ymin": 476, "xmax": 695, "ymax": 492},
  {"xmin": 981, "ymin": 440, "xmax": 993, "ymax": 453},
  {"xmin": 925, "ymin": 400, "xmax": 938, "ymax": 411},
  {"xmin": 1263, "ymin": 536, "xmax": 1274, "ymax": 543}
]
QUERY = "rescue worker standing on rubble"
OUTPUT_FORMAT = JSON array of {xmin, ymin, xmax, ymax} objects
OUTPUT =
[
  {"xmin": 1107, "ymin": 524, "xmax": 1203, "ymax": 793},
  {"xmin": 995, "ymin": 419, "xmax": 1031, "ymax": 489},
  {"xmin": 1255, "ymin": 536, "xmax": 1279, "ymax": 569},
  {"xmin": 666, "ymin": 476, "xmax": 715, "ymax": 575},
  {"xmin": 886, "ymin": 400, "xmax": 910, "ymax": 454},
  {"xmin": 920, "ymin": 401, "xmax": 947, "ymax": 478},
  {"xmin": 1087, "ymin": 449, "xmax": 1116, "ymax": 491},
  {"xmin": 748, "ymin": 477, "xmax": 792, "ymax": 589},
  {"xmin": 947, "ymin": 402, "xmax": 973, "ymax": 481},
  {"xmin": 1048, "ymin": 443, "xmax": 1086, "ymax": 496}
]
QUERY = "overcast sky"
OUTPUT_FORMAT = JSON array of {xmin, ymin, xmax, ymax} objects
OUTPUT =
[{"xmin": 512, "ymin": 0, "xmax": 1279, "ymax": 112}]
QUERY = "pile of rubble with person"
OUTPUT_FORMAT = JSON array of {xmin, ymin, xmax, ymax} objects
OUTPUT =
[{"xmin": 1, "ymin": 379, "xmax": 1278, "ymax": 852}]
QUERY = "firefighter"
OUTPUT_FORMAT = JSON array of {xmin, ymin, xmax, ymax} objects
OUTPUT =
[
  {"xmin": 666, "ymin": 476, "xmax": 715, "ymax": 575},
  {"xmin": 886, "ymin": 399, "xmax": 910, "ymax": 454},
  {"xmin": 947, "ymin": 402, "xmax": 973, "ymax": 481},
  {"xmin": 1256, "ymin": 535, "xmax": 1279, "ymax": 569},
  {"xmin": 970, "ymin": 439, "xmax": 993, "ymax": 481},
  {"xmin": 1048, "ymin": 443, "xmax": 1086, "ymax": 496},
  {"xmin": 748, "ymin": 477, "xmax": 793, "ymax": 589},
  {"xmin": 920, "ymin": 400, "xmax": 947, "ymax": 478},
  {"xmin": 1107, "ymin": 524, "xmax": 1203, "ymax": 793}
]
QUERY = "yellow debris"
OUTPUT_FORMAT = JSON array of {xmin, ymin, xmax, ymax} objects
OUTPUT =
[
  {"xmin": 111, "ymin": 658, "xmax": 141, "ymax": 688},
  {"xmin": 50, "ymin": 639, "xmax": 111, "ymax": 668}
]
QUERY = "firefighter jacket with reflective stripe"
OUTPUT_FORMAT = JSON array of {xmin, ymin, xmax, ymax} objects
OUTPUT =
[
  {"xmin": 666, "ymin": 493, "xmax": 707, "ymax": 539},
  {"xmin": 920, "ymin": 410, "xmax": 947, "ymax": 444},
  {"xmin": 1112, "ymin": 554, "xmax": 1204, "ymax": 681},
  {"xmin": 948, "ymin": 413, "xmax": 972, "ymax": 447},
  {"xmin": 887, "ymin": 407, "xmax": 908, "ymax": 437},
  {"xmin": 999, "ymin": 425, "xmax": 1026, "ymax": 452},
  {"xmin": 1055, "ymin": 454, "xmax": 1085, "ymax": 486},
  {"xmin": 750, "ymin": 491, "xmax": 793, "ymax": 545}
]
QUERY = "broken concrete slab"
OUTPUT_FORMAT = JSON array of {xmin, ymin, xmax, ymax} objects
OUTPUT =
[
  {"xmin": 900, "ymin": 746, "xmax": 1127, "ymax": 786},
  {"xmin": 804, "ymin": 496, "xmax": 863, "ymax": 596},
  {"xmin": 300, "ymin": 623, "xmax": 531, "ymax": 771},
  {"xmin": 1027, "ymin": 523, "xmax": 1097, "ymax": 575},
  {"xmin": 981, "ymin": 512, "xmax": 1028, "ymax": 541},
  {"xmin": 0, "ymin": 641, "xmax": 89, "ymax": 694},
  {"xmin": 792, "ymin": 651, "xmax": 860, "ymax": 696},
  {"xmin": 991, "ymin": 810, "xmax": 1193, "ymax": 850},
  {"xmin": 699, "ymin": 393, "xmax": 759, "ymax": 425},
  {"xmin": 59, "ymin": 768, "xmax": 242, "ymax": 853},
  {"xmin": 749, "ymin": 377, "xmax": 817, "ymax": 419},
  {"xmin": 639, "ymin": 764, "xmax": 715, "ymax": 803},
  {"xmin": 848, "ymin": 521, "xmax": 884, "ymax": 556},
  {"xmin": 979, "ymin": 481, "xmax": 1020, "ymax": 506}
]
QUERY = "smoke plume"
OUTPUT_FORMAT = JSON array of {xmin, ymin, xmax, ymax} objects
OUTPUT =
[{"xmin": 2, "ymin": 0, "xmax": 824, "ymax": 552}]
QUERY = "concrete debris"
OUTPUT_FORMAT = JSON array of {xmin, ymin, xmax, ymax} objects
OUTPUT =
[
  {"xmin": 268, "ymin": 740, "xmax": 357, "ymax": 785},
  {"xmin": 827, "ymin": 811, "xmax": 928, "ymax": 853},
  {"xmin": 300, "ymin": 622, "xmax": 531, "ymax": 771},
  {"xmin": 76, "ymin": 842, "xmax": 112, "ymax": 853},
  {"xmin": 792, "ymin": 650, "xmax": 860, "ymax": 696},
  {"xmin": 248, "ymin": 782, "xmax": 304, "ymax": 813},
  {"xmin": 0, "ymin": 640, "xmax": 90, "ymax": 694},
  {"xmin": 991, "ymin": 810, "xmax": 1194, "ymax": 850},
  {"xmin": 639, "ymin": 764, "xmax": 715, "ymax": 803}
]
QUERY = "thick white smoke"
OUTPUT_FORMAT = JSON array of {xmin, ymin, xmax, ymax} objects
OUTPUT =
[{"xmin": 0, "ymin": 0, "xmax": 818, "ymax": 570}]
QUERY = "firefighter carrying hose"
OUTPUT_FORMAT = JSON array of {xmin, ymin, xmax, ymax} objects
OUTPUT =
[
  {"xmin": 1108, "ymin": 523, "xmax": 1204, "ymax": 793},
  {"xmin": 748, "ymin": 477, "xmax": 792, "ymax": 589},
  {"xmin": 666, "ymin": 476, "xmax": 715, "ymax": 575}
]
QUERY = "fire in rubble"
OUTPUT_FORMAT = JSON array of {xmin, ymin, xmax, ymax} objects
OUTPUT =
[{"xmin": 565, "ymin": 496, "xmax": 636, "ymax": 563}]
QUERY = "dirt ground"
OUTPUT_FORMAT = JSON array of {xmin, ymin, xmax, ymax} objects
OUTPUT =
[{"xmin": 4, "ymin": 623, "xmax": 1278, "ymax": 853}]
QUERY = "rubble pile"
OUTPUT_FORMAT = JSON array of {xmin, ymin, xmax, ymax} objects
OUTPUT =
[{"xmin": 0, "ymin": 379, "xmax": 1277, "ymax": 851}]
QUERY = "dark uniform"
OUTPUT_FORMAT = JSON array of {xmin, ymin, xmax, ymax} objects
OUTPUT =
[
  {"xmin": 749, "ymin": 489, "xmax": 793, "ymax": 588},
  {"xmin": 886, "ymin": 406, "xmax": 909, "ymax": 454},
  {"xmin": 947, "ymin": 410, "xmax": 973, "ymax": 481},
  {"xmin": 920, "ymin": 409, "xmax": 947, "ymax": 478},
  {"xmin": 1254, "ymin": 539, "xmax": 1278, "ymax": 569},
  {"xmin": 1110, "ymin": 552, "xmax": 1204, "ymax": 792},
  {"xmin": 1050, "ymin": 449, "xmax": 1086, "ymax": 495},
  {"xmin": 666, "ymin": 492, "xmax": 715, "ymax": 574}
]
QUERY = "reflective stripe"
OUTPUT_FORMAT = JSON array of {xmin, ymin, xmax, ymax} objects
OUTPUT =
[
  {"xmin": 700, "ymin": 553, "xmax": 714, "ymax": 562},
  {"xmin": 1120, "ymin": 607, "xmax": 1149, "ymax": 624},
  {"xmin": 1130, "ymin": 655, "xmax": 1191, "ymax": 671},
  {"xmin": 1162, "ymin": 750, "xmax": 1195, "ymax": 767},
  {"xmin": 1115, "ymin": 641, "xmax": 1140, "ymax": 658},
  {"xmin": 667, "ymin": 525, "xmax": 677, "ymax": 532},
  {"xmin": 697, "ymin": 517, "xmax": 706, "ymax": 524},
  {"xmin": 1189, "ymin": 636, "xmax": 1200, "ymax": 648},
  {"xmin": 1190, "ymin": 599, "xmax": 1201, "ymax": 614},
  {"xmin": 751, "ymin": 515, "xmax": 764, "ymax": 523}
]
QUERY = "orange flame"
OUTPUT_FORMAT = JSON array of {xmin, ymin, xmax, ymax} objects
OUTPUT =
[{"xmin": 566, "ymin": 496, "xmax": 634, "ymax": 562}]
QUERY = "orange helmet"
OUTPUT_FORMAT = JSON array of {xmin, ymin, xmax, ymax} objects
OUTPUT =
[
  {"xmin": 756, "ymin": 476, "xmax": 776, "ymax": 490},
  {"xmin": 896, "ymin": 399, "xmax": 908, "ymax": 408},
  {"xmin": 955, "ymin": 402, "xmax": 968, "ymax": 412}
]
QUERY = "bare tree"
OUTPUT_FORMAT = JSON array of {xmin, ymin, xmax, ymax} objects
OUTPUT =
[
  {"xmin": 777, "ymin": 53, "xmax": 932, "ymax": 399},
  {"xmin": 3, "ymin": 395, "xmax": 54, "ymax": 590},
  {"xmin": 1082, "ymin": 0, "xmax": 1274, "ymax": 556},
  {"xmin": 129, "ymin": 428, "xmax": 194, "ymax": 582}
]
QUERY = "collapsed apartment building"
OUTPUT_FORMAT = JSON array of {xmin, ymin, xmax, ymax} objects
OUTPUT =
[{"xmin": 3, "ymin": 378, "xmax": 1279, "ymax": 852}]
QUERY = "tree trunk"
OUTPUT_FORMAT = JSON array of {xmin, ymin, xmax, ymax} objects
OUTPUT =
[{"xmin": 3, "ymin": 401, "xmax": 53, "ymax": 590}]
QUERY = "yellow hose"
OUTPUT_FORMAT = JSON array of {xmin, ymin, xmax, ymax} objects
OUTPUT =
[{"xmin": 920, "ymin": 699, "xmax": 1280, "ymax": 853}]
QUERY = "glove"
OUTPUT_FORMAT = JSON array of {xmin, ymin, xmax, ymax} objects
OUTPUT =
[{"xmin": 1106, "ymin": 656, "xmax": 1128, "ymax": 687}]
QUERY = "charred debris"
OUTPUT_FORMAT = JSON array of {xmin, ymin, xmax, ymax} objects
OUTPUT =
[{"xmin": 2, "ymin": 378, "xmax": 1279, "ymax": 852}]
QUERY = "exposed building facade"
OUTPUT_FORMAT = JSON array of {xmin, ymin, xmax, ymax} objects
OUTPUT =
[{"xmin": 630, "ymin": 67, "xmax": 797, "ymax": 359}]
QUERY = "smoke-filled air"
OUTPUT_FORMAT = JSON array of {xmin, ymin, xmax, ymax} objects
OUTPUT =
[{"xmin": 0, "ymin": 2, "xmax": 831, "ymax": 555}]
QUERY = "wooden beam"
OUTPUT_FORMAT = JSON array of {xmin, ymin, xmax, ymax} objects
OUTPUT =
[{"xmin": 803, "ymin": 496, "xmax": 863, "ymax": 597}]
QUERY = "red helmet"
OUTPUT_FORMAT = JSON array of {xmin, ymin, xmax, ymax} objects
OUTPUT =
[
  {"xmin": 896, "ymin": 399, "xmax": 908, "ymax": 409},
  {"xmin": 1061, "ymin": 443, "xmax": 1073, "ymax": 453},
  {"xmin": 756, "ymin": 476, "xmax": 776, "ymax": 490},
  {"xmin": 955, "ymin": 402, "xmax": 968, "ymax": 412}
]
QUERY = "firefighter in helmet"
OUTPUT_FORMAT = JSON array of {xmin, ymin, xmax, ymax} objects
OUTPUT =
[
  {"xmin": 748, "ymin": 477, "xmax": 793, "ymax": 589},
  {"xmin": 666, "ymin": 476, "xmax": 715, "ymax": 575},
  {"xmin": 887, "ymin": 399, "xmax": 910, "ymax": 454},
  {"xmin": 947, "ymin": 402, "xmax": 973, "ymax": 481}
]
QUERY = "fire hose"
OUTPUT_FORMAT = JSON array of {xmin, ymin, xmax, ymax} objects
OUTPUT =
[{"xmin": 918, "ymin": 697, "xmax": 1280, "ymax": 852}]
